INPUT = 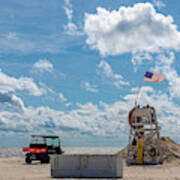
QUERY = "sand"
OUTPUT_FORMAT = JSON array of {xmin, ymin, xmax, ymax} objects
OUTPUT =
[
  {"xmin": 0, "ymin": 157, "xmax": 179, "ymax": 180},
  {"xmin": 0, "ymin": 158, "xmax": 49, "ymax": 180}
]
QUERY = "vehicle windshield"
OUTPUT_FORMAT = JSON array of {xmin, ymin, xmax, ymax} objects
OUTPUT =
[
  {"xmin": 30, "ymin": 137, "xmax": 45, "ymax": 144},
  {"xmin": 46, "ymin": 138, "xmax": 59, "ymax": 146}
]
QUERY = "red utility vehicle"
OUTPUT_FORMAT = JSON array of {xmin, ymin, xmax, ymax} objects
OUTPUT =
[{"xmin": 23, "ymin": 135, "xmax": 63, "ymax": 164}]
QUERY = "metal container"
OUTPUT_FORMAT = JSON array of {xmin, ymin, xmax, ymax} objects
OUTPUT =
[{"xmin": 51, "ymin": 153, "xmax": 123, "ymax": 178}]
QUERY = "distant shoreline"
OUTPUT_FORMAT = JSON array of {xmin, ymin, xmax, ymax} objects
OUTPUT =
[{"xmin": 0, "ymin": 147, "xmax": 122, "ymax": 158}]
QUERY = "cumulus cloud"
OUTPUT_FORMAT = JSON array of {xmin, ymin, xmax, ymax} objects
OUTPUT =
[
  {"xmin": 63, "ymin": 0, "xmax": 82, "ymax": 36},
  {"xmin": 84, "ymin": 3, "xmax": 180, "ymax": 56},
  {"xmin": 32, "ymin": 59, "xmax": 53, "ymax": 73},
  {"xmin": 65, "ymin": 102, "xmax": 72, "ymax": 107},
  {"xmin": 0, "ymin": 87, "xmax": 179, "ymax": 139},
  {"xmin": 125, "ymin": 86, "xmax": 155, "ymax": 104},
  {"xmin": 97, "ymin": 60, "xmax": 129, "ymax": 88},
  {"xmin": 153, "ymin": 51, "xmax": 180, "ymax": 98},
  {"xmin": 132, "ymin": 51, "xmax": 153, "ymax": 66},
  {"xmin": 82, "ymin": 81, "xmax": 98, "ymax": 93},
  {"xmin": 58, "ymin": 92, "xmax": 67, "ymax": 102},
  {"xmin": 39, "ymin": 82, "xmax": 55, "ymax": 95},
  {"xmin": 0, "ymin": 101, "xmax": 130, "ymax": 136},
  {"xmin": 0, "ymin": 92, "xmax": 25, "ymax": 112},
  {"xmin": 0, "ymin": 70, "xmax": 43, "ymax": 96}
]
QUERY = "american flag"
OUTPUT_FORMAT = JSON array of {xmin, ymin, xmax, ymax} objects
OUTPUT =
[{"xmin": 143, "ymin": 71, "xmax": 165, "ymax": 83}]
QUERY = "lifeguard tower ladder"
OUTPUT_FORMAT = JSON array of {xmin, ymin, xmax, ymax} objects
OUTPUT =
[{"xmin": 126, "ymin": 105, "xmax": 163, "ymax": 165}]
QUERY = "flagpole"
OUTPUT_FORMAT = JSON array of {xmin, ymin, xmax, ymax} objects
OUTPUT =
[
  {"xmin": 135, "ymin": 85, "xmax": 141, "ymax": 106},
  {"xmin": 134, "ymin": 74, "xmax": 144, "ymax": 107}
]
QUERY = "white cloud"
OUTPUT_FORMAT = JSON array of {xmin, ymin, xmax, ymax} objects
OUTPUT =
[
  {"xmin": 153, "ymin": 51, "xmax": 180, "ymax": 98},
  {"xmin": 125, "ymin": 86, "xmax": 155, "ymax": 104},
  {"xmin": 63, "ymin": 0, "xmax": 82, "ymax": 36},
  {"xmin": 0, "ymin": 101, "xmax": 129, "ymax": 136},
  {"xmin": 58, "ymin": 93, "xmax": 67, "ymax": 102},
  {"xmin": 0, "ymin": 32, "xmax": 63, "ymax": 54},
  {"xmin": 5, "ymin": 32, "xmax": 18, "ymax": 40},
  {"xmin": 131, "ymin": 86, "xmax": 154, "ymax": 93},
  {"xmin": 132, "ymin": 51, "xmax": 153, "ymax": 66},
  {"xmin": 0, "ymin": 88, "xmax": 179, "ymax": 139},
  {"xmin": 0, "ymin": 92, "xmax": 25, "ymax": 112},
  {"xmin": 153, "ymin": 0, "xmax": 166, "ymax": 9},
  {"xmin": 39, "ymin": 82, "xmax": 55, "ymax": 94},
  {"xmin": 32, "ymin": 59, "xmax": 53, "ymax": 73},
  {"xmin": 84, "ymin": 3, "xmax": 180, "ymax": 56},
  {"xmin": 0, "ymin": 32, "xmax": 35, "ymax": 53},
  {"xmin": 64, "ymin": 0, "xmax": 72, "ymax": 19},
  {"xmin": 0, "ymin": 70, "xmax": 43, "ymax": 96},
  {"xmin": 83, "ymin": 81, "xmax": 98, "ymax": 93},
  {"xmin": 97, "ymin": 60, "xmax": 129, "ymax": 88},
  {"xmin": 65, "ymin": 102, "xmax": 72, "ymax": 107}
]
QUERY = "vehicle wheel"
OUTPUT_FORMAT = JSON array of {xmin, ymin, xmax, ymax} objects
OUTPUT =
[
  {"xmin": 159, "ymin": 160, "xmax": 163, "ymax": 164},
  {"xmin": 25, "ymin": 156, "xmax": 32, "ymax": 164},
  {"xmin": 40, "ymin": 155, "xmax": 49, "ymax": 164}
]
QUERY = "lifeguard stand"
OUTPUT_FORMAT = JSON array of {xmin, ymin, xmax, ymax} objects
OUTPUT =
[{"xmin": 126, "ymin": 105, "xmax": 163, "ymax": 165}]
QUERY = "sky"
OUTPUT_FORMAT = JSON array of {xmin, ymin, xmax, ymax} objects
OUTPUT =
[{"xmin": 0, "ymin": 0, "xmax": 180, "ymax": 147}]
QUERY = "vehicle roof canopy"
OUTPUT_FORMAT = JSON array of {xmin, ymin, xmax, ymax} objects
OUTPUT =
[{"xmin": 31, "ymin": 135, "xmax": 59, "ymax": 139}]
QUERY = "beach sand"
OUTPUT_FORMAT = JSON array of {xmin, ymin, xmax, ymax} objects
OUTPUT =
[{"xmin": 0, "ymin": 157, "xmax": 180, "ymax": 180}]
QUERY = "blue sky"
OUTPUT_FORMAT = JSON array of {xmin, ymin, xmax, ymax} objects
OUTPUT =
[{"xmin": 0, "ymin": 0, "xmax": 180, "ymax": 147}]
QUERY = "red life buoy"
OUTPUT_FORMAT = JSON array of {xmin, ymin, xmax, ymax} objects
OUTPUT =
[
  {"xmin": 128, "ymin": 107, "xmax": 135, "ymax": 128},
  {"xmin": 128, "ymin": 107, "xmax": 144, "ymax": 130}
]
